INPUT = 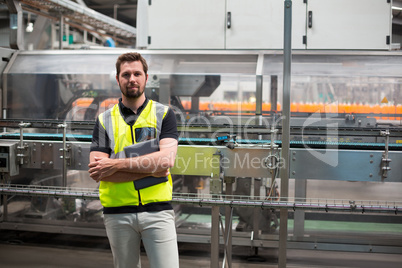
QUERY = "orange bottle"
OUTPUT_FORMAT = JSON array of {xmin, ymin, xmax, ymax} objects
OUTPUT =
[
  {"xmin": 388, "ymin": 104, "xmax": 396, "ymax": 120},
  {"xmin": 276, "ymin": 102, "xmax": 282, "ymax": 112},
  {"xmin": 380, "ymin": 104, "xmax": 389, "ymax": 120},
  {"xmin": 298, "ymin": 102, "xmax": 306, "ymax": 113},
  {"xmin": 356, "ymin": 103, "xmax": 364, "ymax": 115},
  {"xmin": 317, "ymin": 102, "xmax": 324, "ymax": 113},
  {"xmin": 291, "ymin": 102, "xmax": 299, "ymax": 113},
  {"xmin": 262, "ymin": 102, "xmax": 271, "ymax": 112},
  {"xmin": 344, "ymin": 103, "xmax": 353, "ymax": 114},
  {"xmin": 328, "ymin": 102, "xmax": 338, "ymax": 114},
  {"xmin": 362, "ymin": 103, "xmax": 370, "ymax": 116},
  {"xmin": 338, "ymin": 102, "xmax": 345, "ymax": 114},
  {"xmin": 303, "ymin": 102, "xmax": 312, "ymax": 113},
  {"xmin": 395, "ymin": 104, "xmax": 402, "ymax": 121},
  {"xmin": 371, "ymin": 103, "xmax": 380, "ymax": 120}
]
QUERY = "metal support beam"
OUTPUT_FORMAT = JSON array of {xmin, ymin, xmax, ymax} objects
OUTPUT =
[
  {"xmin": 1, "ymin": 52, "xmax": 18, "ymax": 121},
  {"xmin": 6, "ymin": 0, "xmax": 24, "ymax": 50},
  {"xmin": 294, "ymin": 179, "xmax": 307, "ymax": 239},
  {"xmin": 279, "ymin": 1, "xmax": 292, "ymax": 268},
  {"xmin": 256, "ymin": 52, "xmax": 264, "ymax": 116},
  {"xmin": 58, "ymin": 123, "xmax": 67, "ymax": 187},
  {"xmin": 224, "ymin": 177, "xmax": 235, "ymax": 267},
  {"xmin": 211, "ymin": 206, "xmax": 220, "ymax": 268},
  {"xmin": 191, "ymin": 97, "xmax": 200, "ymax": 113},
  {"xmin": 210, "ymin": 151, "xmax": 223, "ymax": 268},
  {"xmin": 271, "ymin": 75, "xmax": 278, "ymax": 112},
  {"xmin": 0, "ymin": 174, "xmax": 10, "ymax": 222},
  {"xmin": 59, "ymin": 15, "xmax": 63, "ymax": 50}
]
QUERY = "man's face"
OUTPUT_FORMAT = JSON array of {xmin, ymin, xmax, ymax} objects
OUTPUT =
[{"xmin": 116, "ymin": 61, "xmax": 148, "ymax": 99}]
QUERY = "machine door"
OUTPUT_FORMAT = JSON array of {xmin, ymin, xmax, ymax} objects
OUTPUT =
[
  {"xmin": 147, "ymin": 0, "xmax": 225, "ymax": 49},
  {"xmin": 306, "ymin": 0, "xmax": 392, "ymax": 50},
  {"xmin": 225, "ymin": 0, "xmax": 306, "ymax": 49}
]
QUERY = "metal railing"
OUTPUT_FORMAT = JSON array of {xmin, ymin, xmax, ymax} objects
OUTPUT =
[{"xmin": 1, "ymin": 184, "xmax": 400, "ymax": 214}]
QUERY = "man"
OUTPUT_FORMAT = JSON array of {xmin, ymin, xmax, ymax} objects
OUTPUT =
[{"xmin": 88, "ymin": 52, "xmax": 179, "ymax": 268}]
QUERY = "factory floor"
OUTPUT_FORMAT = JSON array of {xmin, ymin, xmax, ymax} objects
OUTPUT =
[{"xmin": 0, "ymin": 231, "xmax": 402, "ymax": 268}]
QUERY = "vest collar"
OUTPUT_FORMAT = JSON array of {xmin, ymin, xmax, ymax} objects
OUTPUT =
[{"xmin": 118, "ymin": 97, "xmax": 150, "ymax": 126}]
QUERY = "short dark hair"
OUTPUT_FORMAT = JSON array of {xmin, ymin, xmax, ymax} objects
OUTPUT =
[{"xmin": 116, "ymin": 52, "xmax": 148, "ymax": 77}]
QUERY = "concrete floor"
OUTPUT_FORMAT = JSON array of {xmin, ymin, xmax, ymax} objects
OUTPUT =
[{"xmin": 0, "ymin": 231, "xmax": 402, "ymax": 268}]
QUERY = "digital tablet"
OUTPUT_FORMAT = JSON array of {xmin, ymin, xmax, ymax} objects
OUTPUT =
[{"xmin": 123, "ymin": 139, "xmax": 168, "ymax": 190}]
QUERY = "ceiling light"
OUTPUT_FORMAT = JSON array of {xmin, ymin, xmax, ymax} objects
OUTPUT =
[{"xmin": 26, "ymin": 22, "xmax": 33, "ymax": 32}]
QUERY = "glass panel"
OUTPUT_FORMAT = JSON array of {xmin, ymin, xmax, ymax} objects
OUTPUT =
[
  {"xmin": 6, "ymin": 52, "xmax": 259, "ymax": 121},
  {"xmin": 9, "ymin": 53, "xmax": 117, "ymax": 74},
  {"xmin": 262, "ymin": 53, "xmax": 402, "ymax": 247},
  {"xmin": 9, "ymin": 52, "xmax": 258, "ymax": 75},
  {"xmin": 146, "ymin": 53, "xmax": 258, "ymax": 75},
  {"xmin": 263, "ymin": 53, "xmax": 402, "ymax": 123}
]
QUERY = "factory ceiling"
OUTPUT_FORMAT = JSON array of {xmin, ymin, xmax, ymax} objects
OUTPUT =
[
  {"xmin": 16, "ymin": 0, "xmax": 136, "ymax": 45},
  {"xmin": 82, "ymin": 0, "xmax": 137, "ymax": 28},
  {"xmin": 2, "ymin": 0, "xmax": 401, "ymax": 49}
]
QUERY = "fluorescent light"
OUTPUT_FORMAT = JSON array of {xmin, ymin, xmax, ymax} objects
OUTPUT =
[
  {"xmin": 26, "ymin": 22, "xmax": 33, "ymax": 33},
  {"xmin": 392, "ymin": 6, "xmax": 402, "ymax": 11}
]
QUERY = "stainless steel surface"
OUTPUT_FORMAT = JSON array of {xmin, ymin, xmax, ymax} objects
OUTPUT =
[
  {"xmin": 289, "ymin": 149, "xmax": 402, "ymax": 182},
  {"xmin": 0, "ymin": 140, "xmax": 19, "ymax": 176}
]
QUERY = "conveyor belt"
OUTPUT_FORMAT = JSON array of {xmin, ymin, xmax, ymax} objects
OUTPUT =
[
  {"xmin": 1, "ymin": 184, "xmax": 401, "ymax": 214},
  {"xmin": 1, "ymin": 133, "xmax": 402, "ymax": 150},
  {"xmin": 179, "ymin": 137, "xmax": 402, "ymax": 150},
  {"xmin": 0, "ymin": 132, "xmax": 92, "ymax": 141},
  {"xmin": 1, "ymin": 119, "xmax": 402, "ymax": 137}
]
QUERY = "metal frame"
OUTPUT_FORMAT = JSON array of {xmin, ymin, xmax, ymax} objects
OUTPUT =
[
  {"xmin": 1, "ymin": 51, "xmax": 18, "ymax": 120},
  {"xmin": 1, "ymin": 184, "xmax": 402, "ymax": 266},
  {"xmin": 5, "ymin": 0, "xmax": 25, "ymax": 49},
  {"xmin": 1, "ymin": 185, "xmax": 401, "ymax": 213},
  {"xmin": 8, "ymin": 47, "xmax": 402, "ymax": 56}
]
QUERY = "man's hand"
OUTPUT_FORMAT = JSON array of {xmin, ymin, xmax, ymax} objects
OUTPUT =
[{"xmin": 88, "ymin": 157, "xmax": 119, "ymax": 182}]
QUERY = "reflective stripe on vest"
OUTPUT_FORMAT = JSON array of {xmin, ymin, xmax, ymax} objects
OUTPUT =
[{"xmin": 97, "ymin": 100, "xmax": 173, "ymax": 208}]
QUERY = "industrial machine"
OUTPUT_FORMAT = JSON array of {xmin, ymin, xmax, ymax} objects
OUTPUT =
[{"xmin": 0, "ymin": 48, "xmax": 402, "ymax": 261}]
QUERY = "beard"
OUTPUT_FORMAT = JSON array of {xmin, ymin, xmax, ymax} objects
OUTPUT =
[{"xmin": 120, "ymin": 84, "xmax": 145, "ymax": 99}]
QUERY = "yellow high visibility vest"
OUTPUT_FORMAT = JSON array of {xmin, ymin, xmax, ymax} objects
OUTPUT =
[{"xmin": 97, "ymin": 100, "xmax": 172, "ymax": 208}]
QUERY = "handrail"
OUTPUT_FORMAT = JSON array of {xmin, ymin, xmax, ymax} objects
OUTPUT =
[{"xmin": 0, "ymin": 184, "xmax": 400, "ymax": 214}]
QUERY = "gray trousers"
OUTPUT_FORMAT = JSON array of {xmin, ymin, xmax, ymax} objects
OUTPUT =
[{"xmin": 104, "ymin": 210, "xmax": 179, "ymax": 268}]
